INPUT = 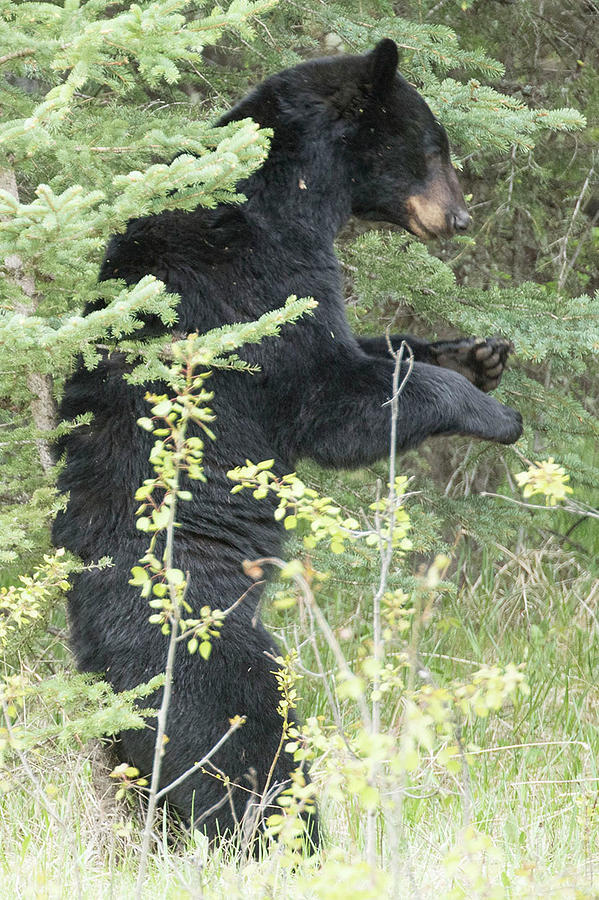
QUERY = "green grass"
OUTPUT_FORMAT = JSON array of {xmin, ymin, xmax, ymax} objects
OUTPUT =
[{"xmin": 1, "ymin": 456, "xmax": 598, "ymax": 899}]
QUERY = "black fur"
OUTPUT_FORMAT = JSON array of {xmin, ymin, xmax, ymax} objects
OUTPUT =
[{"xmin": 53, "ymin": 42, "xmax": 522, "ymax": 844}]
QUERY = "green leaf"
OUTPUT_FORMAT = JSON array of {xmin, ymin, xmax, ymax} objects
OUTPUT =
[
  {"xmin": 151, "ymin": 399, "xmax": 172, "ymax": 417},
  {"xmin": 129, "ymin": 566, "xmax": 149, "ymax": 586},
  {"xmin": 165, "ymin": 568, "xmax": 185, "ymax": 586}
]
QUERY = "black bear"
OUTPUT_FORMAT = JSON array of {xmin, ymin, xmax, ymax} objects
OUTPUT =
[{"xmin": 53, "ymin": 39, "xmax": 522, "ymax": 846}]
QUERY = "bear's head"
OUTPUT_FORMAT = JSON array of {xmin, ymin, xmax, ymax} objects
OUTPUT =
[
  {"xmin": 222, "ymin": 39, "xmax": 470, "ymax": 241},
  {"xmin": 344, "ymin": 39, "xmax": 470, "ymax": 239}
]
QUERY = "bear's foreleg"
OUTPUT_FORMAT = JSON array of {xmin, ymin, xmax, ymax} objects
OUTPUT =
[{"xmin": 292, "ymin": 355, "xmax": 522, "ymax": 468}]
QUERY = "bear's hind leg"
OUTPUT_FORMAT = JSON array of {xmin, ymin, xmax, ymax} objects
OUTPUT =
[{"xmin": 117, "ymin": 613, "xmax": 318, "ymax": 852}]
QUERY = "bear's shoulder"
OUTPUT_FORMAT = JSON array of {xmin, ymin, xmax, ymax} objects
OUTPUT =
[{"xmin": 99, "ymin": 205, "xmax": 252, "ymax": 286}]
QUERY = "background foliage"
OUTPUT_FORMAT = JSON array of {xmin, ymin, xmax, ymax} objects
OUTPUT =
[{"xmin": 0, "ymin": 0, "xmax": 598, "ymax": 897}]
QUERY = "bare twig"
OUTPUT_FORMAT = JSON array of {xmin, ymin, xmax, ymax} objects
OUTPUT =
[
  {"xmin": 302, "ymin": 595, "xmax": 353, "ymax": 747},
  {"xmin": 480, "ymin": 490, "xmax": 599, "ymax": 520},
  {"xmin": 154, "ymin": 717, "xmax": 246, "ymax": 801},
  {"xmin": 135, "ymin": 450, "xmax": 184, "ymax": 898},
  {"xmin": 556, "ymin": 162, "xmax": 596, "ymax": 293},
  {"xmin": 0, "ymin": 48, "xmax": 35, "ymax": 66},
  {"xmin": 366, "ymin": 339, "xmax": 412, "ymax": 868},
  {"xmin": 250, "ymin": 556, "xmax": 372, "ymax": 729},
  {"xmin": 133, "ymin": 403, "xmax": 203, "ymax": 894}
]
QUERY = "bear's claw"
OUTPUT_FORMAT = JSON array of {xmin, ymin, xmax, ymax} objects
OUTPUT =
[{"xmin": 430, "ymin": 336, "xmax": 513, "ymax": 393}]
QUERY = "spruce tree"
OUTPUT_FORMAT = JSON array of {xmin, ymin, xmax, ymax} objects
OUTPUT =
[{"xmin": 0, "ymin": 0, "xmax": 277, "ymax": 570}]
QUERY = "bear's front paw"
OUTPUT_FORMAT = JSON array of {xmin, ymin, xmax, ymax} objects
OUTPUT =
[
  {"xmin": 493, "ymin": 405, "xmax": 523, "ymax": 445},
  {"xmin": 431, "ymin": 336, "xmax": 513, "ymax": 393},
  {"xmin": 459, "ymin": 398, "xmax": 522, "ymax": 445}
]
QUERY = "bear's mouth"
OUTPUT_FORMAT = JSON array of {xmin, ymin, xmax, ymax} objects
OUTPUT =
[
  {"xmin": 405, "ymin": 194, "xmax": 454, "ymax": 241},
  {"xmin": 405, "ymin": 217, "xmax": 440, "ymax": 241},
  {"xmin": 405, "ymin": 167, "xmax": 469, "ymax": 240}
]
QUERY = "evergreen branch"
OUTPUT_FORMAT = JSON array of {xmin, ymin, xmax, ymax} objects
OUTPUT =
[
  {"xmin": 0, "ymin": 168, "xmax": 56, "ymax": 473},
  {"xmin": 125, "ymin": 295, "xmax": 317, "ymax": 385},
  {"xmin": 0, "ymin": 276, "xmax": 178, "ymax": 374}
]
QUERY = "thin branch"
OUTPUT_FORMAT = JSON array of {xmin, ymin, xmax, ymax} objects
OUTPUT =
[
  {"xmin": 0, "ymin": 48, "xmax": 35, "ymax": 66},
  {"xmin": 480, "ymin": 491, "xmax": 599, "ymax": 520},
  {"xmin": 155, "ymin": 717, "xmax": 246, "ymax": 801},
  {"xmin": 175, "ymin": 580, "xmax": 262, "ymax": 643},
  {"xmin": 302, "ymin": 596, "xmax": 354, "ymax": 750},
  {"xmin": 250, "ymin": 556, "xmax": 373, "ymax": 730},
  {"xmin": 135, "ymin": 426, "xmax": 186, "ymax": 896},
  {"xmin": 557, "ymin": 163, "xmax": 596, "ymax": 293},
  {"xmin": 366, "ymin": 338, "xmax": 411, "ymax": 868}
]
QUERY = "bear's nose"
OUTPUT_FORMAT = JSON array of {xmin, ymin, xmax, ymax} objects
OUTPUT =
[{"xmin": 452, "ymin": 209, "xmax": 471, "ymax": 232}]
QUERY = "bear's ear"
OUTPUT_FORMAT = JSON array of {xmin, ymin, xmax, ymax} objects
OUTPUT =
[{"xmin": 368, "ymin": 38, "xmax": 399, "ymax": 97}]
